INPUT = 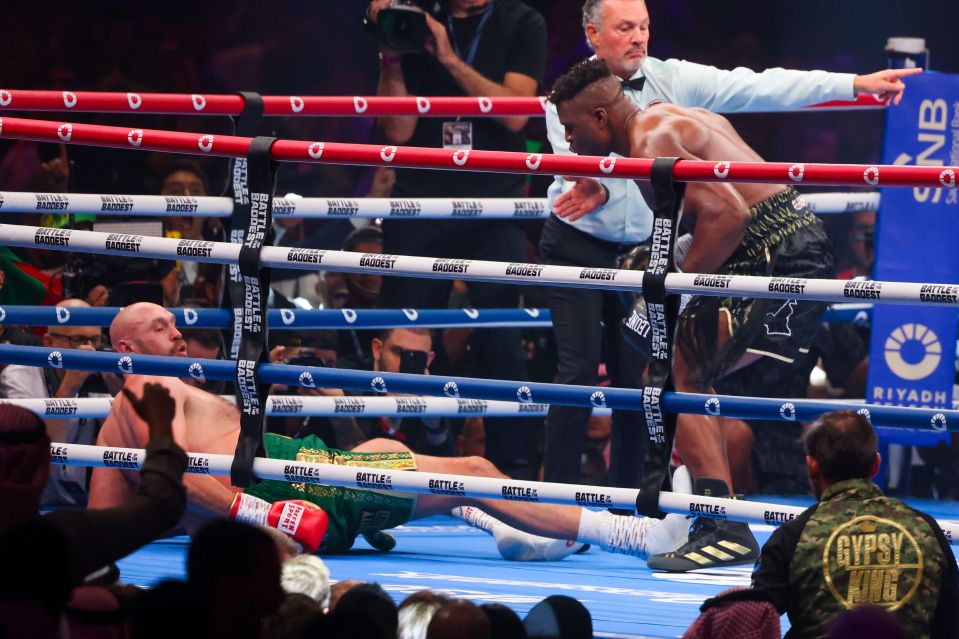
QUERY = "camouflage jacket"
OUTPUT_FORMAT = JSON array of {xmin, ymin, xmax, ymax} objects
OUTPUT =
[{"xmin": 751, "ymin": 478, "xmax": 959, "ymax": 638}]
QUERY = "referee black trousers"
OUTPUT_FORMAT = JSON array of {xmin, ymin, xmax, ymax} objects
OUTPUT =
[{"xmin": 539, "ymin": 215, "xmax": 648, "ymax": 487}]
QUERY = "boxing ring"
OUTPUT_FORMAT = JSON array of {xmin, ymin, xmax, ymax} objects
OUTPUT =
[{"xmin": 1, "ymin": 89, "xmax": 958, "ymax": 638}]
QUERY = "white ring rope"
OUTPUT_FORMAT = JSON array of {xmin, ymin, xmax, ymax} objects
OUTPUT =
[
  {"xmin": 53, "ymin": 442, "xmax": 959, "ymax": 543},
  {"xmin": 2, "ymin": 395, "xmax": 611, "ymax": 420},
  {"xmin": 4, "ymin": 223, "xmax": 957, "ymax": 307},
  {"xmin": 0, "ymin": 191, "xmax": 876, "ymax": 219}
]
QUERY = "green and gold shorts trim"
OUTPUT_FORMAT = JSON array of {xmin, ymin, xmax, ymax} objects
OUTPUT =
[{"xmin": 245, "ymin": 434, "xmax": 417, "ymax": 553}]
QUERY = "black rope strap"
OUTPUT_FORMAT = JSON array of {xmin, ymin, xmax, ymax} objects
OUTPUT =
[{"xmin": 635, "ymin": 157, "xmax": 685, "ymax": 518}]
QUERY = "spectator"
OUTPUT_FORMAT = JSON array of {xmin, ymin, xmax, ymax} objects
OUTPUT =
[
  {"xmin": 131, "ymin": 580, "xmax": 204, "ymax": 639},
  {"xmin": 334, "ymin": 582, "xmax": 399, "ymax": 639},
  {"xmin": 187, "ymin": 520, "xmax": 285, "ymax": 639},
  {"xmin": 427, "ymin": 599, "xmax": 492, "ymax": 639},
  {"xmin": 481, "ymin": 603, "xmax": 528, "ymax": 639},
  {"xmin": 328, "ymin": 579, "xmax": 363, "ymax": 610},
  {"xmin": 0, "ymin": 298, "xmax": 116, "ymax": 508},
  {"xmin": 260, "ymin": 593, "xmax": 325, "ymax": 639},
  {"xmin": 328, "ymin": 225, "xmax": 385, "ymax": 368},
  {"xmin": 399, "ymin": 590, "xmax": 454, "ymax": 639},
  {"xmin": 836, "ymin": 210, "xmax": 876, "ymax": 279},
  {"xmin": 751, "ymin": 410, "xmax": 959, "ymax": 637},
  {"xmin": 280, "ymin": 554, "xmax": 331, "ymax": 609},
  {"xmin": 0, "ymin": 386, "xmax": 187, "ymax": 632},
  {"xmin": 354, "ymin": 327, "xmax": 455, "ymax": 456},
  {"xmin": 369, "ymin": 0, "xmax": 547, "ymax": 479},
  {"xmin": 523, "ymin": 595, "xmax": 592, "ymax": 639},
  {"xmin": 683, "ymin": 587, "xmax": 780, "ymax": 639}
]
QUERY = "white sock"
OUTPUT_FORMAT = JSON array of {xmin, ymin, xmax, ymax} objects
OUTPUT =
[
  {"xmin": 576, "ymin": 466, "xmax": 693, "ymax": 559},
  {"xmin": 452, "ymin": 505, "xmax": 502, "ymax": 534}
]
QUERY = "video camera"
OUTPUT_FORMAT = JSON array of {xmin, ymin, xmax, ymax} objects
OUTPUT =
[{"xmin": 365, "ymin": 0, "xmax": 442, "ymax": 53}]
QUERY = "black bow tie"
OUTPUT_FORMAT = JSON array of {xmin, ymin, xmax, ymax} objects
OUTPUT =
[{"xmin": 621, "ymin": 76, "xmax": 646, "ymax": 92}]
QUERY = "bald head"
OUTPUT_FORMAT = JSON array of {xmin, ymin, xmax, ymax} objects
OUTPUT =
[
  {"xmin": 110, "ymin": 302, "xmax": 186, "ymax": 357},
  {"xmin": 42, "ymin": 298, "xmax": 102, "ymax": 353},
  {"xmin": 427, "ymin": 600, "xmax": 491, "ymax": 639}
]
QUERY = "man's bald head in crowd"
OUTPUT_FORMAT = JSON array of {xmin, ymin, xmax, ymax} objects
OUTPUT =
[{"xmin": 110, "ymin": 302, "xmax": 187, "ymax": 358}]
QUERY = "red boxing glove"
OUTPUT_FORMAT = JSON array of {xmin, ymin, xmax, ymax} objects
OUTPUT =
[{"xmin": 230, "ymin": 493, "xmax": 329, "ymax": 553}]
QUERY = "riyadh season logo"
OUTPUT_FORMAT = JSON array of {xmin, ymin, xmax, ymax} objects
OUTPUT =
[
  {"xmin": 308, "ymin": 142, "xmax": 325, "ymax": 159},
  {"xmin": 55, "ymin": 306, "xmax": 71, "ymax": 324},
  {"xmin": 117, "ymin": 356, "xmax": 134, "ymax": 374},
  {"xmin": 341, "ymin": 309, "xmax": 358, "ymax": 324},
  {"xmin": 787, "ymin": 164, "xmax": 805, "ymax": 182},
  {"xmin": 590, "ymin": 391, "xmax": 607, "ymax": 408},
  {"xmin": 298, "ymin": 371, "xmax": 315, "ymax": 388},
  {"xmin": 516, "ymin": 386, "xmax": 533, "ymax": 403},
  {"xmin": 62, "ymin": 91, "xmax": 77, "ymax": 108},
  {"xmin": 198, "ymin": 135, "xmax": 214, "ymax": 153},
  {"xmin": 280, "ymin": 309, "xmax": 296, "ymax": 326},
  {"xmin": 779, "ymin": 402, "xmax": 797, "ymax": 421},
  {"xmin": 705, "ymin": 397, "xmax": 721, "ymax": 416},
  {"xmin": 931, "ymin": 413, "xmax": 948, "ymax": 432},
  {"xmin": 884, "ymin": 323, "xmax": 941, "ymax": 381},
  {"xmin": 371, "ymin": 376, "xmax": 388, "ymax": 393},
  {"xmin": 863, "ymin": 166, "xmax": 880, "ymax": 186},
  {"xmin": 127, "ymin": 129, "xmax": 144, "ymax": 147},
  {"xmin": 48, "ymin": 351, "xmax": 64, "ymax": 368},
  {"xmin": 188, "ymin": 362, "xmax": 205, "ymax": 380},
  {"xmin": 443, "ymin": 381, "xmax": 460, "ymax": 398},
  {"xmin": 713, "ymin": 161, "xmax": 730, "ymax": 178}
]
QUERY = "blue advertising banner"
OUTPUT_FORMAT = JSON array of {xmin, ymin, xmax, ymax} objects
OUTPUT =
[{"xmin": 869, "ymin": 72, "xmax": 959, "ymax": 443}]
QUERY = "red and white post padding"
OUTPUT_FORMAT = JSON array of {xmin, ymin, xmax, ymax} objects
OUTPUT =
[
  {"xmin": 52, "ymin": 442, "xmax": 959, "ymax": 542},
  {"xmin": 0, "ymin": 116, "xmax": 956, "ymax": 188},
  {"xmin": 0, "ymin": 90, "xmax": 884, "ymax": 117},
  {"xmin": 3, "ymin": 223, "xmax": 958, "ymax": 308}
]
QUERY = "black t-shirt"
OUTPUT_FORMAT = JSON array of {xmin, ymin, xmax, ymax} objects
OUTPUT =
[{"xmin": 394, "ymin": 0, "xmax": 547, "ymax": 198}]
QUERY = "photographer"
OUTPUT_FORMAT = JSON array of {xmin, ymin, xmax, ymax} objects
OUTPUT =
[
  {"xmin": 367, "ymin": 0, "xmax": 547, "ymax": 478},
  {"xmin": 0, "ymin": 299, "xmax": 120, "ymax": 508},
  {"xmin": 269, "ymin": 330, "xmax": 366, "ymax": 451}
]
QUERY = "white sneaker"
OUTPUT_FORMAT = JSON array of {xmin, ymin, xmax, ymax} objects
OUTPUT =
[{"xmin": 493, "ymin": 528, "xmax": 586, "ymax": 562}]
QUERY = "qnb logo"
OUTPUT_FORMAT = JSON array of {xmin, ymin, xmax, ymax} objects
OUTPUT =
[
  {"xmin": 197, "ymin": 135, "xmax": 214, "ymax": 153},
  {"xmin": 371, "ymin": 376, "xmax": 388, "ymax": 394},
  {"xmin": 353, "ymin": 96, "xmax": 368, "ymax": 114},
  {"xmin": 290, "ymin": 96, "xmax": 305, "ymax": 113},
  {"xmin": 127, "ymin": 129, "xmax": 144, "ymax": 147},
  {"xmin": 380, "ymin": 146, "xmax": 397, "ymax": 163},
  {"xmin": 55, "ymin": 307, "xmax": 71, "ymax": 324},
  {"xmin": 713, "ymin": 161, "xmax": 730, "ymax": 179},
  {"xmin": 298, "ymin": 371, "xmax": 315, "ymax": 388},
  {"xmin": 931, "ymin": 413, "xmax": 948, "ymax": 432},
  {"xmin": 787, "ymin": 164, "xmax": 805, "ymax": 183},
  {"xmin": 191, "ymin": 94, "xmax": 207, "ymax": 111},
  {"xmin": 0, "ymin": 90, "xmax": 11, "ymax": 106},
  {"xmin": 279, "ymin": 309, "xmax": 296, "ymax": 326},
  {"xmin": 416, "ymin": 97, "xmax": 430, "ymax": 114},
  {"xmin": 590, "ymin": 390, "xmax": 607, "ymax": 408},
  {"xmin": 525, "ymin": 154, "xmax": 543, "ymax": 171},
  {"xmin": 57, "ymin": 123, "xmax": 73, "ymax": 142},
  {"xmin": 62, "ymin": 91, "xmax": 77, "ymax": 108},
  {"xmin": 117, "ymin": 356, "xmax": 135, "ymax": 374},
  {"xmin": 857, "ymin": 408, "xmax": 872, "ymax": 423},
  {"xmin": 188, "ymin": 362, "xmax": 205, "ymax": 380},
  {"xmin": 308, "ymin": 142, "xmax": 325, "ymax": 160},
  {"xmin": 402, "ymin": 308, "xmax": 419, "ymax": 322},
  {"xmin": 341, "ymin": 308, "xmax": 358, "ymax": 324},
  {"xmin": 863, "ymin": 166, "xmax": 880, "ymax": 186},
  {"xmin": 599, "ymin": 157, "xmax": 616, "ymax": 174},
  {"xmin": 516, "ymin": 386, "xmax": 533, "ymax": 403},
  {"xmin": 705, "ymin": 397, "xmax": 721, "ymax": 416},
  {"xmin": 182, "ymin": 308, "xmax": 199, "ymax": 326},
  {"xmin": 779, "ymin": 402, "xmax": 797, "ymax": 421},
  {"xmin": 443, "ymin": 381, "xmax": 460, "ymax": 398},
  {"xmin": 48, "ymin": 350, "xmax": 64, "ymax": 369},
  {"xmin": 884, "ymin": 323, "xmax": 941, "ymax": 381},
  {"xmin": 477, "ymin": 97, "xmax": 493, "ymax": 113},
  {"xmin": 126, "ymin": 93, "xmax": 142, "ymax": 110},
  {"xmin": 940, "ymin": 169, "xmax": 956, "ymax": 188},
  {"xmin": 452, "ymin": 149, "xmax": 470, "ymax": 166}
]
